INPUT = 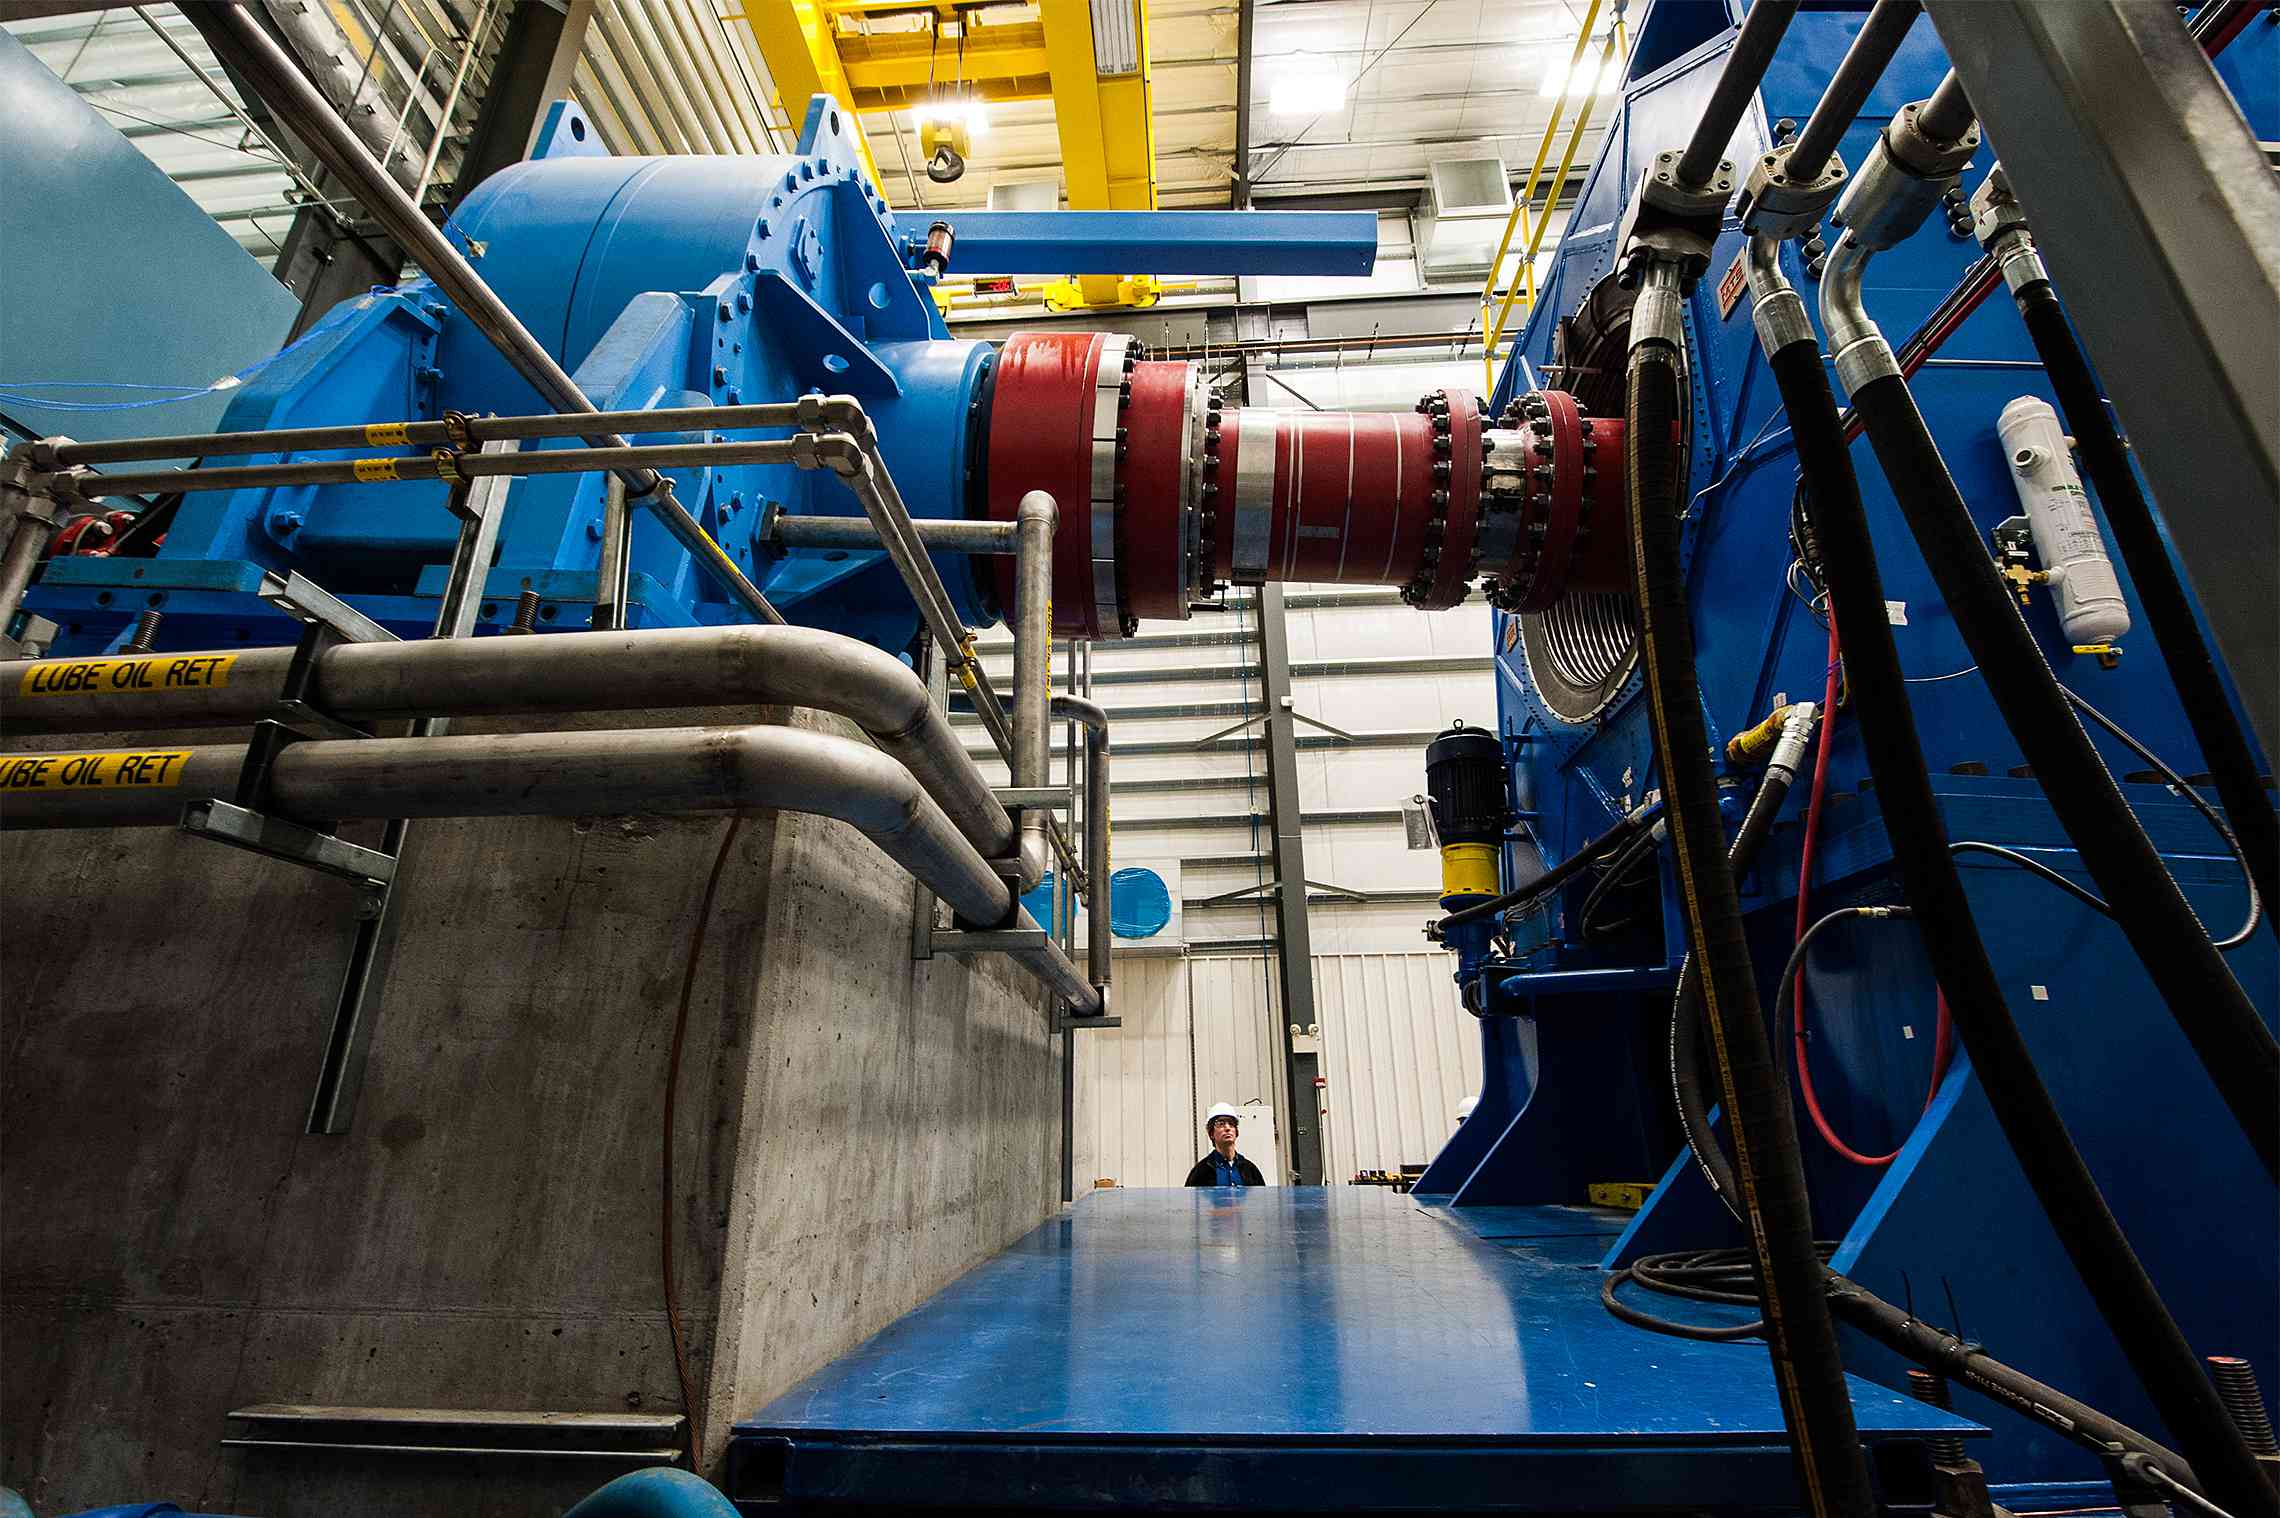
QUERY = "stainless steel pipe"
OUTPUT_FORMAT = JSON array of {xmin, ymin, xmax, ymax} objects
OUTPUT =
[
  {"xmin": 1012, "ymin": 492, "xmax": 1057, "ymax": 891},
  {"xmin": 0, "ymin": 483, "xmax": 63, "ymax": 639},
  {"xmin": 1, "ymin": 625, "xmax": 1014, "ymax": 863},
  {"xmin": 23, "ymin": 401, "xmax": 810, "ymax": 470},
  {"xmin": 1677, "ymin": 0, "xmax": 1802, "ymax": 189},
  {"xmin": 178, "ymin": 3, "xmax": 783, "ymax": 630},
  {"xmin": 1052, "ymin": 693, "xmax": 1113, "ymax": 1006},
  {"xmin": 769, "ymin": 515, "xmax": 1020, "ymax": 554},
  {"xmin": 0, "ymin": 723, "xmax": 1099, "ymax": 1013}
]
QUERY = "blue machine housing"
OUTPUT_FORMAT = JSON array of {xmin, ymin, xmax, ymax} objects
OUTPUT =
[
  {"xmin": 30, "ymin": 98, "xmax": 996, "ymax": 656},
  {"xmin": 1419, "ymin": 0, "xmax": 2278, "ymax": 1497}
]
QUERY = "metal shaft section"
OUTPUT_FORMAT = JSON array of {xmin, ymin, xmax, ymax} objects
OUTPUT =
[
  {"xmin": 1915, "ymin": 67, "xmax": 1973, "ymax": 145},
  {"xmin": 770, "ymin": 516, "xmax": 1018, "ymax": 553},
  {"xmin": 2, "ymin": 626, "xmax": 1012, "ymax": 862},
  {"xmin": 0, "ymin": 724, "xmax": 1099, "ymax": 1014},
  {"xmin": 179, "ymin": 3, "xmax": 783, "ymax": 630},
  {"xmin": 982, "ymin": 333, "xmax": 1625, "ymax": 635},
  {"xmin": 1677, "ymin": 0, "xmax": 1803, "ymax": 189},
  {"xmin": 1789, "ymin": 0, "xmax": 1923, "ymax": 181}
]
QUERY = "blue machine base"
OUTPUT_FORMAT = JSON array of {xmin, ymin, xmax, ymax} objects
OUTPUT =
[{"xmin": 729, "ymin": 1187, "xmax": 1981, "ymax": 1513}]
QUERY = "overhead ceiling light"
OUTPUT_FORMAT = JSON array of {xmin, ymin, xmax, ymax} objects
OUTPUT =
[
  {"xmin": 916, "ymin": 95, "xmax": 989, "ymax": 139},
  {"xmin": 1538, "ymin": 47, "xmax": 1622, "ymax": 99},
  {"xmin": 1269, "ymin": 64, "xmax": 1347, "ymax": 117},
  {"xmin": 1091, "ymin": 0, "xmax": 1141, "ymax": 76}
]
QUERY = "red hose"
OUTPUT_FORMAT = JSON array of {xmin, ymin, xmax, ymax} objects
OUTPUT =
[{"xmin": 1791, "ymin": 613, "xmax": 1955, "ymax": 1165}]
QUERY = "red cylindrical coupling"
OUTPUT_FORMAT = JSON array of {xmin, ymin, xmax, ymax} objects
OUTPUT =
[
  {"xmin": 986, "ymin": 330, "xmax": 1133, "ymax": 640},
  {"xmin": 1476, "ymin": 389, "xmax": 1629, "ymax": 612}
]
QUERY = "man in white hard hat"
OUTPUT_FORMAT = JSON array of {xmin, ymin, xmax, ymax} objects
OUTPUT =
[
  {"xmin": 1184, "ymin": 1102, "xmax": 1267, "ymax": 1188},
  {"xmin": 1455, "ymin": 1095, "xmax": 1479, "ymax": 1126}
]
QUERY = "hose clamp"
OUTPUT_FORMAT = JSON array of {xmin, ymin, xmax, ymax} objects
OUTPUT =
[
  {"xmin": 1632, "ymin": 276, "xmax": 1687, "ymax": 351},
  {"xmin": 1990, "ymin": 230, "xmax": 2051, "ymax": 301},
  {"xmin": 1750, "ymin": 286, "xmax": 1815, "ymax": 361},
  {"xmin": 431, "ymin": 448, "xmax": 463, "ymax": 483},
  {"xmin": 1832, "ymin": 334, "xmax": 1901, "ymax": 399},
  {"xmin": 441, "ymin": 410, "xmax": 475, "ymax": 448}
]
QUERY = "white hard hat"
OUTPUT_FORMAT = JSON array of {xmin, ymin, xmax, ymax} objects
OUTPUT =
[
  {"xmin": 1456, "ymin": 1095, "xmax": 1480, "ymax": 1124},
  {"xmin": 1204, "ymin": 1102, "xmax": 1241, "ymax": 1131}
]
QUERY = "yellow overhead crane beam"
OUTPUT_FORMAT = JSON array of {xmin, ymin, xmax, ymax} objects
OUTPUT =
[
  {"xmin": 736, "ymin": 0, "xmax": 887, "ymax": 188},
  {"xmin": 1040, "ymin": 0, "xmax": 1160, "ymax": 309}
]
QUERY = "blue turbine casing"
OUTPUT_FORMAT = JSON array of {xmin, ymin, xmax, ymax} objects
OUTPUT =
[
  {"xmin": 1422, "ymin": 0, "xmax": 2278, "ymax": 1496},
  {"xmin": 31, "ymin": 99, "xmax": 995, "ymax": 653}
]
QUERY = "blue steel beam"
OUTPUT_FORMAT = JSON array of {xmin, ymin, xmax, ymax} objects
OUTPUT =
[{"xmin": 928, "ymin": 210, "xmax": 1377, "ymax": 275}]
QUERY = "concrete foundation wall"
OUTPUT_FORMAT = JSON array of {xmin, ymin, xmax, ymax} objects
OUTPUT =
[{"xmin": 1, "ymin": 708, "xmax": 1057, "ymax": 1515}]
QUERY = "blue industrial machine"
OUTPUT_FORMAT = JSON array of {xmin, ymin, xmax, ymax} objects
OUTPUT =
[
  {"xmin": 14, "ymin": 93, "xmax": 1388, "ymax": 658},
  {"xmin": 1407, "ymin": 0, "xmax": 2280, "ymax": 1507},
  {"xmin": 10, "ymin": 0, "xmax": 2277, "ymax": 1512}
]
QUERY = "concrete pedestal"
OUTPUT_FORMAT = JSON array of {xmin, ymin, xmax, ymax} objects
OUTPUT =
[{"xmin": 1, "ymin": 707, "xmax": 1057, "ymax": 1515}]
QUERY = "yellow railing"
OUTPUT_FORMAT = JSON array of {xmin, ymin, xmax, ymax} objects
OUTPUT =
[{"xmin": 1479, "ymin": 9, "xmax": 1631, "ymax": 393}]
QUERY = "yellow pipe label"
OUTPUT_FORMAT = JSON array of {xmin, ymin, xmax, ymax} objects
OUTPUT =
[
  {"xmin": 364, "ymin": 422, "xmax": 411, "ymax": 446},
  {"xmin": 19, "ymin": 653, "xmax": 236, "ymax": 697},
  {"xmin": 353, "ymin": 457, "xmax": 401, "ymax": 482},
  {"xmin": 0, "ymin": 749, "xmax": 193, "ymax": 791},
  {"xmin": 1440, "ymin": 842, "xmax": 1501, "ymax": 898}
]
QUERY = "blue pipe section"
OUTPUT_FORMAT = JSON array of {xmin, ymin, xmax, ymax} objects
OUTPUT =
[
  {"xmin": 560, "ymin": 1469, "xmax": 739, "ymax": 1518},
  {"xmin": 920, "ymin": 209, "xmax": 1379, "ymax": 275}
]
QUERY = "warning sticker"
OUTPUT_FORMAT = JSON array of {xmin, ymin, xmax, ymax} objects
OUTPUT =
[
  {"xmin": 0, "ymin": 750, "xmax": 192, "ymax": 791},
  {"xmin": 353, "ymin": 457, "xmax": 402, "ymax": 482},
  {"xmin": 19, "ymin": 653, "xmax": 236, "ymax": 697},
  {"xmin": 1716, "ymin": 252, "xmax": 1747, "ymax": 318},
  {"xmin": 364, "ymin": 422, "xmax": 411, "ymax": 446}
]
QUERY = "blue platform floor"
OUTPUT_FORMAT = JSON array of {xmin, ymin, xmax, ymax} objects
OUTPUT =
[{"xmin": 729, "ymin": 1187, "xmax": 1979, "ymax": 1512}]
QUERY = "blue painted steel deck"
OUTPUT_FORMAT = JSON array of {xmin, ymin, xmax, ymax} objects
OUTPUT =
[{"xmin": 729, "ymin": 1187, "xmax": 1978, "ymax": 1512}]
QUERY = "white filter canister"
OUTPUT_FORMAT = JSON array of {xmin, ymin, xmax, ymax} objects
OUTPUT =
[{"xmin": 1997, "ymin": 395, "xmax": 2131, "ymax": 646}]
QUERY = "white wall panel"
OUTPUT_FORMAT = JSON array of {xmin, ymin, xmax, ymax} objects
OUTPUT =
[
  {"xmin": 1315, "ymin": 953, "xmax": 1483, "ymax": 1178},
  {"xmin": 1077, "ymin": 950, "xmax": 1481, "ymax": 1187}
]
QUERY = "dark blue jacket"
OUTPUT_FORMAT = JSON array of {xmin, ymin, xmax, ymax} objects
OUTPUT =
[{"xmin": 1184, "ymin": 1151, "xmax": 1266, "ymax": 1187}]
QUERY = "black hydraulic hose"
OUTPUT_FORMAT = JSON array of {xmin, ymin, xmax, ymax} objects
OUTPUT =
[
  {"xmin": 1677, "ymin": 0, "xmax": 1803, "ymax": 189},
  {"xmin": 1578, "ymin": 825, "xmax": 1661, "ymax": 937},
  {"xmin": 1669, "ymin": 766, "xmax": 1796, "ymax": 1205},
  {"xmin": 1627, "ymin": 334, "xmax": 1876, "ymax": 1518},
  {"xmin": 1788, "ymin": 0, "xmax": 1922, "ymax": 181},
  {"xmin": 1770, "ymin": 341, "xmax": 2279, "ymax": 1517},
  {"xmin": 1436, "ymin": 806, "xmax": 1658, "ymax": 933},
  {"xmin": 1848, "ymin": 372, "xmax": 2280, "ymax": 1181},
  {"xmin": 1821, "ymin": 1277, "xmax": 2203, "ymax": 1499},
  {"xmin": 2013, "ymin": 285, "xmax": 2280, "ymax": 941},
  {"xmin": 1604, "ymin": 1249, "xmax": 2205, "ymax": 1500}
]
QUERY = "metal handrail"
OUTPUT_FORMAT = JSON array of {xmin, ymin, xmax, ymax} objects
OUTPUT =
[{"xmin": 1478, "ymin": 12, "xmax": 1631, "ymax": 391}]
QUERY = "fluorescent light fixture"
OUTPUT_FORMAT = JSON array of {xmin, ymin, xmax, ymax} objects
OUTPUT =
[
  {"xmin": 1091, "ymin": 0, "xmax": 1141, "ymax": 75},
  {"xmin": 1269, "ymin": 64, "xmax": 1346, "ymax": 117},
  {"xmin": 1538, "ymin": 47, "xmax": 1622, "ymax": 99},
  {"xmin": 917, "ymin": 95, "xmax": 989, "ymax": 138}
]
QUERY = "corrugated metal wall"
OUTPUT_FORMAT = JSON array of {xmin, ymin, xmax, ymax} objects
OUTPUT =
[{"xmin": 1076, "ymin": 951, "xmax": 1481, "ymax": 1188}]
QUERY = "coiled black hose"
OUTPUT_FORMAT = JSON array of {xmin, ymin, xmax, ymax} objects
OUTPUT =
[
  {"xmin": 1627, "ymin": 332, "xmax": 1877, "ymax": 1517},
  {"xmin": 1848, "ymin": 371, "xmax": 2278, "ymax": 1181},
  {"xmin": 1771, "ymin": 341, "xmax": 2277, "ymax": 1517},
  {"xmin": 1668, "ymin": 763, "xmax": 1798, "ymax": 1205},
  {"xmin": 1604, "ymin": 1247, "xmax": 2207, "ymax": 1500},
  {"xmin": 2012, "ymin": 283, "xmax": 2279, "ymax": 941}
]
